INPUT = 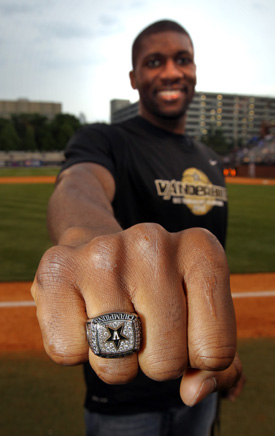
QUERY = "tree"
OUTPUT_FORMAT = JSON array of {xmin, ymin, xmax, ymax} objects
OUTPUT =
[
  {"xmin": 38, "ymin": 128, "xmax": 55, "ymax": 151},
  {"xmin": 11, "ymin": 114, "xmax": 37, "ymax": 151},
  {"xmin": 22, "ymin": 124, "xmax": 36, "ymax": 151},
  {"xmin": 49, "ymin": 114, "xmax": 81, "ymax": 150},
  {"xmin": 0, "ymin": 120, "xmax": 21, "ymax": 151},
  {"xmin": 28, "ymin": 114, "xmax": 50, "ymax": 151},
  {"xmin": 57, "ymin": 122, "xmax": 75, "ymax": 150},
  {"xmin": 0, "ymin": 113, "xmax": 81, "ymax": 151}
]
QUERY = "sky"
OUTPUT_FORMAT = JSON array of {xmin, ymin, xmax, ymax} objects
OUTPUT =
[{"xmin": 1, "ymin": 0, "xmax": 275, "ymax": 123}]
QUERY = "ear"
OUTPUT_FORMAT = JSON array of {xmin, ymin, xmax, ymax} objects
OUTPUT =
[{"xmin": 129, "ymin": 70, "xmax": 137, "ymax": 90}]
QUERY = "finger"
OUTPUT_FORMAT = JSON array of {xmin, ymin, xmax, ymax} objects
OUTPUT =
[
  {"xmin": 31, "ymin": 246, "xmax": 88, "ymax": 365},
  {"xmin": 123, "ymin": 224, "xmax": 188, "ymax": 381},
  {"xmin": 176, "ymin": 228, "xmax": 237, "ymax": 370},
  {"xmin": 180, "ymin": 353, "xmax": 243, "ymax": 406},
  {"xmin": 80, "ymin": 234, "xmax": 139, "ymax": 384},
  {"xmin": 222, "ymin": 372, "xmax": 247, "ymax": 401}
]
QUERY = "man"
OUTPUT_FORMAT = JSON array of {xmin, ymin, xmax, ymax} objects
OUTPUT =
[{"xmin": 31, "ymin": 20, "xmax": 243, "ymax": 436}]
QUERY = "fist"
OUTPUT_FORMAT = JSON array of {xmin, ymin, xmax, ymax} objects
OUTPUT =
[{"xmin": 31, "ymin": 223, "xmax": 242, "ymax": 405}]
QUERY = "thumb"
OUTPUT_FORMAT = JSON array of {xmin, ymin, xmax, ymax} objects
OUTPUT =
[{"xmin": 180, "ymin": 354, "xmax": 243, "ymax": 406}]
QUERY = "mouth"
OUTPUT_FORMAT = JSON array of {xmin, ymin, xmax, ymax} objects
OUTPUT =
[{"xmin": 156, "ymin": 86, "xmax": 188, "ymax": 102}]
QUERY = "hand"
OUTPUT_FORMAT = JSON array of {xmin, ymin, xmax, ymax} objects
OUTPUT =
[
  {"xmin": 220, "ymin": 371, "xmax": 247, "ymax": 402},
  {"xmin": 31, "ymin": 223, "xmax": 242, "ymax": 406}
]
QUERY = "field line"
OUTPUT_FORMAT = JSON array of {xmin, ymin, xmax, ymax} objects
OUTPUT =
[
  {"xmin": 232, "ymin": 290, "xmax": 275, "ymax": 298},
  {"xmin": 0, "ymin": 301, "xmax": 36, "ymax": 308},
  {"xmin": 1, "ymin": 290, "xmax": 275, "ymax": 308}
]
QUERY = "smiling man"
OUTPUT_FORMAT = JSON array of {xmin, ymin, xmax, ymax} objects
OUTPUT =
[
  {"xmin": 130, "ymin": 23, "xmax": 196, "ymax": 131},
  {"xmin": 32, "ymin": 20, "xmax": 244, "ymax": 436}
]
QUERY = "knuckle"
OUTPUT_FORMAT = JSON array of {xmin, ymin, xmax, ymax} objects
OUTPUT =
[
  {"xmin": 185, "ymin": 227, "xmax": 219, "ymax": 245},
  {"xmin": 179, "ymin": 229, "xmax": 230, "ymax": 292},
  {"xmin": 88, "ymin": 234, "xmax": 122, "ymax": 272},
  {"xmin": 45, "ymin": 342, "xmax": 87, "ymax": 366},
  {"xmin": 35, "ymin": 245, "xmax": 75, "ymax": 289},
  {"xmin": 95, "ymin": 359, "xmax": 137, "ymax": 384},
  {"xmin": 143, "ymin": 355, "xmax": 186, "ymax": 381},
  {"xmin": 127, "ymin": 223, "xmax": 170, "ymax": 264},
  {"xmin": 40, "ymin": 314, "xmax": 87, "ymax": 365},
  {"xmin": 182, "ymin": 228, "xmax": 226, "ymax": 264},
  {"xmin": 192, "ymin": 344, "xmax": 236, "ymax": 370},
  {"xmin": 129, "ymin": 222, "xmax": 167, "ymax": 243},
  {"xmin": 190, "ymin": 333, "xmax": 236, "ymax": 370}
]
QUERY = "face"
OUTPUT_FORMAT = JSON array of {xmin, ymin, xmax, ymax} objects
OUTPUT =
[{"xmin": 130, "ymin": 31, "xmax": 197, "ymax": 129}]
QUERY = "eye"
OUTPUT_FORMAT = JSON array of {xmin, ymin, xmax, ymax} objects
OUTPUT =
[
  {"xmin": 147, "ymin": 58, "xmax": 161, "ymax": 68},
  {"xmin": 176, "ymin": 57, "xmax": 192, "ymax": 66}
]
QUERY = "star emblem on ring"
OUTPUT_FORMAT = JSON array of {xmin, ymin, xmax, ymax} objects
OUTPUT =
[{"xmin": 105, "ymin": 324, "xmax": 129, "ymax": 350}]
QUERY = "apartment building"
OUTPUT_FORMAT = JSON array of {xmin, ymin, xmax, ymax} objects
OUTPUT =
[
  {"xmin": 0, "ymin": 98, "xmax": 62, "ymax": 120},
  {"xmin": 111, "ymin": 92, "xmax": 275, "ymax": 144}
]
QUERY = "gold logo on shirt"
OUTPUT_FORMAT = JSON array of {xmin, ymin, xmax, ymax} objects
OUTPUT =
[{"xmin": 154, "ymin": 167, "xmax": 227, "ymax": 216}]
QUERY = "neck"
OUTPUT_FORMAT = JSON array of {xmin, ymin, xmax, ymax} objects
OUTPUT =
[{"xmin": 139, "ymin": 107, "xmax": 187, "ymax": 135}]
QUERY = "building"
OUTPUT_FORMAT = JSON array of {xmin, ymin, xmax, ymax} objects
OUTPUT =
[
  {"xmin": 0, "ymin": 98, "xmax": 62, "ymax": 120},
  {"xmin": 110, "ymin": 92, "xmax": 275, "ymax": 145},
  {"xmin": 110, "ymin": 99, "xmax": 139, "ymax": 124},
  {"xmin": 186, "ymin": 92, "xmax": 275, "ymax": 145}
]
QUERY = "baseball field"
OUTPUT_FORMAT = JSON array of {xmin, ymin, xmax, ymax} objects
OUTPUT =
[{"xmin": 0, "ymin": 169, "xmax": 274, "ymax": 435}]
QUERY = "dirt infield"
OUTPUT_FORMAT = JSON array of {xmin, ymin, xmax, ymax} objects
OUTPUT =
[
  {"xmin": 225, "ymin": 176, "xmax": 275, "ymax": 185},
  {"xmin": 0, "ymin": 176, "xmax": 56, "ymax": 184},
  {"xmin": 0, "ymin": 274, "xmax": 274, "ymax": 351},
  {"xmin": 1, "ymin": 175, "xmax": 275, "ymax": 185}
]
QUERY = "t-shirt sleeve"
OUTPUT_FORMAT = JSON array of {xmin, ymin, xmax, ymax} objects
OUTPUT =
[{"xmin": 61, "ymin": 124, "xmax": 117, "ymax": 180}]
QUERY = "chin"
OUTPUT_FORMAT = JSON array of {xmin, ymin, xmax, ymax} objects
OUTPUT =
[
  {"xmin": 156, "ymin": 110, "xmax": 186, "ymax": 120},
  {"xmin": 154, "ymin": 101, "xmax": 190, "ymax": 120}
]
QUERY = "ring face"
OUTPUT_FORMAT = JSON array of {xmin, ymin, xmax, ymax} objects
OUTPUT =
[{"xmin": 86, "ymin": 312, "xmax": 141, "ymax": 358}]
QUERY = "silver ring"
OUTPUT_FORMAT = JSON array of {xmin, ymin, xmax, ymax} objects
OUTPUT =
[{"xmin": 86, "ymin": 312, "xmax": 141, "ymax": 358}]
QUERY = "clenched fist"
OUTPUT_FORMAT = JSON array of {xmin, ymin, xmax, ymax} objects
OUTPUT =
[{"xmin": 31, "ymin": 223, "xmax": 242, "ymax": 406}]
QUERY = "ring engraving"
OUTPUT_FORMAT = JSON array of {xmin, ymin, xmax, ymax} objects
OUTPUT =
[{"xmin": 86, "ymin": 312, "xmax": 141, "ymax": 358}]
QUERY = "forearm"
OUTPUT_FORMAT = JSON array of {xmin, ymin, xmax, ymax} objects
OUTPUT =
[{"xmin": 47, "ymin": 163, "xmax": 122, "ymax": 246}]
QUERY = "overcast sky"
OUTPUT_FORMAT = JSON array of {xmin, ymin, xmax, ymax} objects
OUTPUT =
[{"xmin": 1, "ymin": 0, "xmax": 275, "ymax": 123}]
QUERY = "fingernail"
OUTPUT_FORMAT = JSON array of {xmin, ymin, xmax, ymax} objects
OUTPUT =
[{"xmin": 189, "ymin": 377, "xmax": 217, "ymax": 407}]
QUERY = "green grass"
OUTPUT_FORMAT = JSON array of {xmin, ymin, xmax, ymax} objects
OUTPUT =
[
  {"xmin": 0, "ymin": 184, "xmax": 54, "ymax": 281},
  {"xmin": 226, "ymin": 184, "xmax": 275, "ymax": 273},
  {"xmin": 0, "ymin": 179, "xmax": 274, "ymax": 281},
  {"xmin": 0, "ymin": 351, "xmax": 85, "ymax": 436},
  {"xmin": 0, "ymin": 167, "xmax": 59, "ymax": 177},
  {"xmin": 0, "ymin": 339, "xmax": 274, "ymax": 436},
  {"xmin": 220, "ymin": 338, "xmax": 275, "ymax": 436}
]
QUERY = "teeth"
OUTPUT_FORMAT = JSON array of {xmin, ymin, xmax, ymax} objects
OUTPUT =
[
  {"xmin": 158, "ymin": 90, "xmax": 182, "ymax": 100},
  {"xmin": 159, "ymin": 90, "xmax": 181, "ymax": 96}
]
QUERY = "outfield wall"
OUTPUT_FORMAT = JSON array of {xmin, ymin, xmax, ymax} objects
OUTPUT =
[
  {"xmin": 237, "ymin": 164, "xmax": 275, "ymax": 178},
  {"xmin": 0, "ymin": 151, "xmax": 64, "ymax": 166}
]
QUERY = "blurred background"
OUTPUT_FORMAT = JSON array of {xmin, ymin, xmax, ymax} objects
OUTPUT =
[{"xmin": 0, "ymin": 0, "xmax": 274, "ymax": 435}]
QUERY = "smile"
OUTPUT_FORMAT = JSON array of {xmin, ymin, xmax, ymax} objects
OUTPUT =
[{"xmin": 157, "ymin": 89, "xmax": 185, "ymax": 101}]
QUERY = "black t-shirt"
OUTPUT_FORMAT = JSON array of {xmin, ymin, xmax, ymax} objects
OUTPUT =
[{"xmin": 62, "ymin": 115, "xmax": 228, "ymax": 414}]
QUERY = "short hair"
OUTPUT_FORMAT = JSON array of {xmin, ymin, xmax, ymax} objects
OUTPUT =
[{"xmin": 132, "ymin": 20, "xmax": 193, "ymax": 69}]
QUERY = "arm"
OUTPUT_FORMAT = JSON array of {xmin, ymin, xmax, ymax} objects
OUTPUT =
[
  {"xmin": 31, "ymin": 162, "xmax": 243, "ymax": 406},
  {"xmin": 47, "ymin": 162, "xmax": 120, "ymax": 245}
]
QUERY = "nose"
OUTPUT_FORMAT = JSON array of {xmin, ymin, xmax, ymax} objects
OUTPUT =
[{"xmin": 159, "ymin": 59, "xmax": 183, "ymax": 81}]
